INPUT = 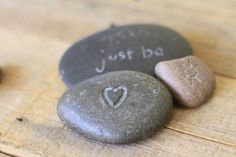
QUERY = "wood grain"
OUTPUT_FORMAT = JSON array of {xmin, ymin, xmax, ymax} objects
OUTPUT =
[
  {"xmin": 1, "ymin": 0, "xmax": 236, "ymax": 78},
  {"xmin": 0, "ymin": 0, "xmax": 235, "ymax": 156},
  {"xmin": 0, "ymin": 153, "xmax": 11, "ymax": 157}
]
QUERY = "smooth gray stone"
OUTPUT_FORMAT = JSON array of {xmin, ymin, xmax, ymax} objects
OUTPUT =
[
  {"xmin": 59, "ymin": 24, "xmax": 193, "ymax": 87},
  {"xmin": 57, "ymin": 71, "xmax": 173, "ymax": 144}
]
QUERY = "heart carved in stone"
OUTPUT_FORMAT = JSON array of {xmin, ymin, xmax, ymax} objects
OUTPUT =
[{"xmin": 103, "ymin": 85, "xmax": 128, "ymax": 109}]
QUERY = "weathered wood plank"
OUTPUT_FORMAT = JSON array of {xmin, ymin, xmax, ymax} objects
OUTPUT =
[
  {"xmin": 0, "ymin": 0, "xmax": 236, "ymax": 156},
  {"xmin": 0, "ymin": 0, "xmax": 235, "ymax": 77},
  {"xmin": 0, "ymin": 117, "xmax": 236, "ymax": 157},
  {"xmin": 0, "ymin": 153, "xmax": 12, "ymax": 157},
  {"xmin": 168, "ymin": 76, "xmax": 236, "ymax": 147},
  {"xmin": 0, "ymin": 19, "xmax": 235, "ymax": 156}
]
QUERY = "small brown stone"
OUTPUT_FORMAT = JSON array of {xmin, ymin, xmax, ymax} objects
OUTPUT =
[{"xmin": 155, "ymin": 56, "xmax": 215, "ymax": 107}]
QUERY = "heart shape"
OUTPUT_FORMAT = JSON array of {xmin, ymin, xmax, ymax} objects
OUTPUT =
[{"xmin": 103, "ymin": 85, "xmax": 128, "ymax": 109}]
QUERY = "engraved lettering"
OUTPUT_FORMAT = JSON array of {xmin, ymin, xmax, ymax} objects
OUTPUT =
[
  {"xmin": 118, "ymin": 51, "xmax": 126, "ymax": 60},
  {"xmin": 154, "ymin": 48, "xmax": 164, "ymax": 56},
  {"xmin": 141, "ymin": 46, "xmax": 153, "ymax": 59},
  {"xmin": 127, "ymin": 49, "xmax": 134, "ymax": 60},
  {"xmin": 108, "ymin": 54, "xmax": 117, "ymax": 61},
  {"xmin": 95, "ymin": 58, "xmax": 106, "ymax": 73},
  {"xmin": 95, "ymin": 46, "xmax": 165, "ymax": 72}
]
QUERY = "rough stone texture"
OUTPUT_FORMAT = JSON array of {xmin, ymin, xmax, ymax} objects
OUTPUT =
[
  {"xmin": 59, "ymin": 24, "xmax": 193, "ymax": 87},
  {"xmin": 57, "ymin": 71, "xmax": 173, "ymax": 144},
  {"xmin": 155, "ymin": 56, "xmax": 216, "ymax": 107}
]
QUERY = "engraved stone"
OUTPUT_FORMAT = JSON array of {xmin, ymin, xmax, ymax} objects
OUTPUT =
[
  {"xmin": 103, "ymin": 86, "xmax": 128, "ymax": 109},
  {"xmin": 155, "ymin": 56, "xmax": 216, "ymax": 107},
  {"xmin": 59, "ymin": 24, "xmax": 193, "ymax": 87},
  {"xmin": 57, "ymin": 71, "xmax": 173, "ymax": 144}
]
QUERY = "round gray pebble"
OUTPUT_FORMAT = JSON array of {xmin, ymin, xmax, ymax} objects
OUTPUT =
[{"xmin": 57, "ymin": 71, "xmax": 173, "ymax": 144}]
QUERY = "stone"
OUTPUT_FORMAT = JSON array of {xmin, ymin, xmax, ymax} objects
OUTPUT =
[
  {"xmin": 59, "ymin": 24, "xmax": 193, "ymax": 87},
  {"xmin": 155, "ymin": 56, "xmax": 215, "ymax": 107},
  {"xmin": 57, "ymin": 71, "xmax": 173, "ymax": 144}
]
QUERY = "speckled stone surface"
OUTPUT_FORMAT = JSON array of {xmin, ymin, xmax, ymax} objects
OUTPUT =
[
  {"xmin": 155, "ymin": 56, "xmax": 215, "ymax": 107},
  {"xmin": 57, "ymin": 71, "xmax": 173, "ymax": 144},
  {"xmin": 59, "ymin": 24, "xmax": 193, "ymax": 87}
]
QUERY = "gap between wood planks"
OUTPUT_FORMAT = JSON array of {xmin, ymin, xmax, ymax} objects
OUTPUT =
[
  {"xmin": 0, "ymin": 119, "xmax": 235, "ymax": 157},
  {"xmin": 0, "ymin": 73, "xmax": 235, "ymax": 140},
  {"xmin": 214, "ymin": 72, "xmax": 236, "ymax": 80},
  {"xmin": 0, "ymin": 151, "xmax": 17, "ymax": 157},
  {"xmin": 164, "ymin": 127, "xmax": 236, "ymax": 148},
  {"xmin": 0, "ymin": 73, "xmax": 236, "ymax": 149},
  {"xmin": 1, "ymin": 112, "xmax": 236, "ymax": 149},
  {"xmin": 0, "ymin": 74, "xmax": 235, "ymax": 156},
  {"xmin": 0, "ymin": 142, "xmax": 42, "ymax": 157}
]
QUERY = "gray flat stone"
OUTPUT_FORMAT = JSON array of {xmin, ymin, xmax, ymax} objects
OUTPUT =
[
  {"xmin": 59, "ymin": 24, "xmax": 193, "ymax": 87},
  {"xmin": 57, "ymin": 71, "xmax": 173, "ymax": 144}
]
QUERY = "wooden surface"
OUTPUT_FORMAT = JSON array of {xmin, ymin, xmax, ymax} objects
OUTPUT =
[{"xmin": 0, "ymin": 0, "xmax": 236, "ymax": 156}]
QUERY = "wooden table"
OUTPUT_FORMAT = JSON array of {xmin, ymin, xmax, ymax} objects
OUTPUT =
[{"xmin": 0, "ymin": 0, "xmax": 235, "ymax": 156}]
